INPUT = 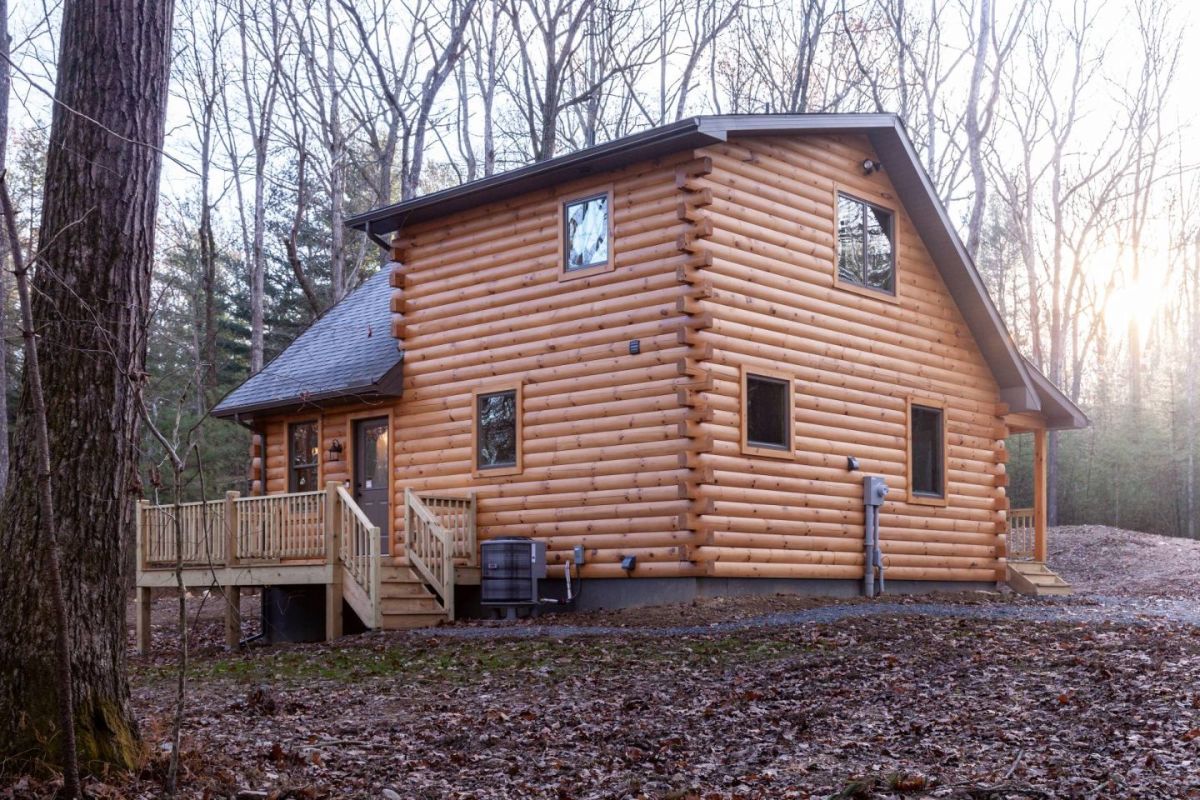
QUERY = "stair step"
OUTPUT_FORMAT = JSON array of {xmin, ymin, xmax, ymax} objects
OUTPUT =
[
  {"xmin": 379, "ymin": 582, "xmax": 435, "ymax": 599},
  {"xmin": 1006, "ymin": 562, "xmax": 1073, "ymax": 597},
  {"xmin": 1025, "ymin": 573, "xmax": 1068, "ymax": 585},
  {"xmin": 381, "ymin": 612, "xmax": 448, "ymax": 630},
  {"xmin": 380, "ymin": 596, "xmax": 443, "ymax": 614}
]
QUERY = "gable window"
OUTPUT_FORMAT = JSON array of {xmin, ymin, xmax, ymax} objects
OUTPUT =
[
  {"xmin": 288, "ymin": 421, "xmax": 319, "ymax": 492},
  {"xmin": 560, "ymin": 189, "xmax": 613, "ymax": 278},
  {"xmin": 907, "ymin": 400, "xmax": 946, "ymax": 504},
  {"xmin": 740, "ymin": 368, "xmax": 794, "ymax": 459},
  {"xmin": 474, "ymin": 385, "xmax": 522, "ymax": 476},
  {"xmin": 836, "ymin": 192, "xmax": 895, "ymax": 295}
]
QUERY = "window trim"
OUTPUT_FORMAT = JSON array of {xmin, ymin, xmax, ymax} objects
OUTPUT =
[
  {"xmin": 906, "ymin": 397, "xmax": 948, "ymax": 506},
  {"xmin": 832, "ymin": 185, "xmax": 900, "ymax": 304},
  {"xmin": 472, "ymin": 382, "xmax": 524, "ymax": 477},
  {"xmin": 558, "ymin": 185, "xmax": 616, "ymax": 282},
  {"xmin": 287, "ymin": 419, "xmax": 321, "ymax": 493},
  {"xmin": 739, "ymin": 365, "xmax": 795, "ymax": 460}
]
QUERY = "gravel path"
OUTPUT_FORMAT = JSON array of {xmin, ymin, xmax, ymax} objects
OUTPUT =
[{"xmin": 428, "ymin": 593, "xmax": 1200, "ymax": 640}]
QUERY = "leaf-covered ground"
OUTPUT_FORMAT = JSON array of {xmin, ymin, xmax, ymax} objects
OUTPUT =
[
  {"xmin": 96, "ymin": 599, "xmax": 1200, "ymax": 798},
  {"xmin": 8, "ymin": 526, "xmax": 1200, "ymax": 799}
]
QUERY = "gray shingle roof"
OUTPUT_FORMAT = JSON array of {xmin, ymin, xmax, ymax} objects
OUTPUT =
[{"xmin": 213, "ymin": 269, "xmax": 402, "ymax": 419}]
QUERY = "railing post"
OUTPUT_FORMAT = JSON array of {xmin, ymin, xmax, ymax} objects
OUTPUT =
[
  {"xmin": 467, "ymin": 490, "xmax": 477, "ymax": 567},
  {"xmin": 403, "ymin": 487, "xmax": 413, "ymax": 555},
  {"xmin": 1033, "ymin": 429, "xmax": 1048, "ymax": 563},
  {"xmin": 325, "ymin": 482, "xmax": 342, "ymax": 565},
  {"xmin": 135, "ymin": 499, "xmax": 149, "ymax": 573},
  {"xmin": 225, "ymin": 490, "xmax": 240, "ymax": 566},
  {"xmin": 369, "ymin": 523, "xmax": 382, "ymax": 628},
  {"xmin": 444, "ymin": 534, "xmax": 456, "ymax": 621},
  {"xmin": 326, "ymin": 483, "xmax": 344, "ymax": 640}
]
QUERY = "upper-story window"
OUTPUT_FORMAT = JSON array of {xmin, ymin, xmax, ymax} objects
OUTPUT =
[
  {"xmin": 561, "ymin": 189, "xmax": 613, "ymax": 279},
  {"xmin": 836, "ymin": 192, "xmax": 895, "ymax": 295},
  {"xmin": 288, "ymin": 420, "xmax": 319, "ymax": 492}
]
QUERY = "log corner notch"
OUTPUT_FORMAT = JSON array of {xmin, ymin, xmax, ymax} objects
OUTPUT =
[
  {"xmin": 388, "ymin": 249, "xmax": 407, "ymax": 343},
  {"xmin": 675, "ymin": 154, "xmax": 716, "ymax": 565}
]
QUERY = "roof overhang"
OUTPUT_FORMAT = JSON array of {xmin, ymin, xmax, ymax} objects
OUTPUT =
[
  {"xmin": 1024, "ymin": 361, "xmax": 1090, "ymax": 430},
  {"xmin": 345, "ymin": 113, "xmax": 1082, "ymax": 421},
  {"xmin": 212, "ymin": 359, "xmax": 405, "ymax": 424}
]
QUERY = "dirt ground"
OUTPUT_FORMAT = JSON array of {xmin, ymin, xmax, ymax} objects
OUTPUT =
[
  {"xmin": 1050, "ymin": 524, "xmax": 1200, "ymax": 598},
  {"xmin": 9, "ymin": 525, "xmax": 1200, "ymax": 799}
]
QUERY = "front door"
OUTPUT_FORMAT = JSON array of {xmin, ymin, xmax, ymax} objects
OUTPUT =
[{"xmin": 353, "ymin": 417, "xmax": 391, "ymax": 555}]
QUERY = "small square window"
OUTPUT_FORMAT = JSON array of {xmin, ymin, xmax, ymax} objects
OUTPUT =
[
  {"xmin": 837, "ymin": 192, "xmax": 895, "ymax": 295},
  {"xmin": 742, "ymin": 370, "xmax": 793, "ymax": 457},
  {"xmin": 563, "ymin": 192, "xmax": 610, "ymax": 273},
  {"xmin": 909, "ymin": 403, "xmax": 945, "ymax": 500},
  {"xmin": 475, "ymin": 388, "xmax": 520, "ymax": 473}
]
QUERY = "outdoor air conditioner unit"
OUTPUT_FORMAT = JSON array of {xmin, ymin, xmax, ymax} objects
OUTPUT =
[{"xmin": 480, "ymin": 537, "xmax": 547, "ymax": 612}]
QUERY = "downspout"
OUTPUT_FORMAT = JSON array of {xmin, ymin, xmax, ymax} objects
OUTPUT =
[{"xmin": 863, "ymin": 476, "xmax": 889, "ymax": 597}]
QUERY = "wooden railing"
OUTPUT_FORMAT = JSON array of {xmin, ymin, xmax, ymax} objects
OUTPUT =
[
  {"xmin": 416, "ymin": 492, "xmax": 477, "ymax": 566},
  {"xmin": 235, "ymin": 491, "xmax": 326, "ymax": 561},
  {"xmin": 139, "ymin": 499, "xmax": 226, "ymax": 567},
  {"xmin": 1007, "ymin": 508, "xmax": 1035, "ymax": 562},
  {"xmin": 137, "ymin": 485, "xmax": 474, "ymax": 630},
  {"xmin": 336, "ymin": 485, "xmax": 381, "ymax": 626},
  {"xmin": 404, "ymin": 489, "xmax": 456, "ymax": 620}
]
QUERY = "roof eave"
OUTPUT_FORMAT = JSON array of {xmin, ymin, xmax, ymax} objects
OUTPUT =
[{"xmin": 212, "ymin": 359, "xmax": 405, "ymax": 422}]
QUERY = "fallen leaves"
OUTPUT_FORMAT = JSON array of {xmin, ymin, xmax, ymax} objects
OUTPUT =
[{"xmin": 82, "ymin": 604, "xmax": 1200, "ymax": 799}]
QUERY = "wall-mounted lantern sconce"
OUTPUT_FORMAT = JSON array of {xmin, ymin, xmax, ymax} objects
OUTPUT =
[{"xmin": 328, "ymin": 439, "xmax": 344, "ymax": 462}]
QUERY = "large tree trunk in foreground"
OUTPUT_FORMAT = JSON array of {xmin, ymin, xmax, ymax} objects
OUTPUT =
[
  {"xmin": 0, "ymin": 0, "xmax": 11, "ymax": 499},
  {"xmin": 0, "ymin": 0, "xmax": 175, "ymax": 772}
]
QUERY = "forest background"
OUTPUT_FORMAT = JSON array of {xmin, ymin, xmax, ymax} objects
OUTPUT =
[{"xmin": 3, "ymin": 0, "xmax": 1197, "ymax": 536}]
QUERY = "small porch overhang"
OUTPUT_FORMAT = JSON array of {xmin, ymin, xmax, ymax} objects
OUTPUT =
[{"xmin": 212, "ymin": 270, "xmax": 403, "ymax": 423}]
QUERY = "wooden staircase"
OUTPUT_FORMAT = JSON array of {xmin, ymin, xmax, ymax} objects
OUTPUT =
[
  {"xmin": 377, "ymin": 564, "xmax": 452, "ymax": 629},
  {"xmin": 1007, "ymin": 561, "xmax": 1072, "ymax": 596}
]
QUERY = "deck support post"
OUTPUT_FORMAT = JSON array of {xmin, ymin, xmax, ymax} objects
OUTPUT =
[
  {"xmin": 225, "ymin": 586, "xmax": 241, "ymax": 649},
  {"xmin": 1033, "ymin": 428, "xmax": 1048, "ymax": 563},
  {"xmin": 136, "ymin": 587, "xmax": 152, "ymax": 655},
  {"xmin": 326, "ymin": 482, "xmax": 344, "ymax": 641}
]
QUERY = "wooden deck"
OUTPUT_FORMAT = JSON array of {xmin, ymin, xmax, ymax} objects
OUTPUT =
[{"xmin": 134, "ymin": 484, "xmax": 476, "ymax": 651}]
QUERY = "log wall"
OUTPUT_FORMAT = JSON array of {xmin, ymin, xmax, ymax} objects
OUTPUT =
[
  {"xmin": 382, "ymin": 153, "xmax": 702, "ymax": 575},
  {"xmin": 682, "ymin": 133, "xmax": 1007, "ymax": 582},
  {"xmin": 251, "ymin": 132, "xmax": 1008, "ymax": 584}
]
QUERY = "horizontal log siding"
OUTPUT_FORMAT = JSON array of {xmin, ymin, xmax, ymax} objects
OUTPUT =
[
  {"xmin": 390, "ymin": 154, "xmax": 698, "ymax": 572},
  {"xmin": 690, "ymin": 134, "xmax": 1006, "ymax": 582}
]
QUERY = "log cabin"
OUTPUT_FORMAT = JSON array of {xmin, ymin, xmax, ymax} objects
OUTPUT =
[{"xmin": 133, "ymin": 114, "xmax": 1087, "ymax": 650}]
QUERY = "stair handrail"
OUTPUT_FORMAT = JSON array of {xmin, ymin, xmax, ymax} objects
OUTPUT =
[
  {"xmin": 335, "ymin": 484, "xmax": 381, "ymax": 627},
  {"xmin": 404, "ymin": 488, "xmax": 455, "ymax": 620}
]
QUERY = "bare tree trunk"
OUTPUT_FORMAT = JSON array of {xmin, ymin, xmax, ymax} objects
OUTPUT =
[
  {"xmin": 233, "ymin": 0, "xmax": 282, "ymax": 374},
  {"xmin": 0, "ymin": 0, "xmax": 10, "ymax": 499},
  {"xmin": 1, "ymin": 180, "xmax": 81, "ymax": 797},
  {"xmin": 1188, "ymin": 232, "xmax": 1199, "ymax": 538},
  {"xmin": 0, "ymin": 0, "xmax": 175, "ymax": 773},
  {"xmin": 963, "ymin": 0, "xmax": 991, "ymax": 260}
]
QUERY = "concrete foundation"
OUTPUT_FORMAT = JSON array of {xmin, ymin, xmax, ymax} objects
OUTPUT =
[{"xmin": 458, "ymin": 576, "xmax": 996, "ymax": 617}]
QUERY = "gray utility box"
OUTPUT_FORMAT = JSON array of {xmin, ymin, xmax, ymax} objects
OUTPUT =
[{"xmin": 480, "ymin": 537, "xmax": 547, "ymax": 606}]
